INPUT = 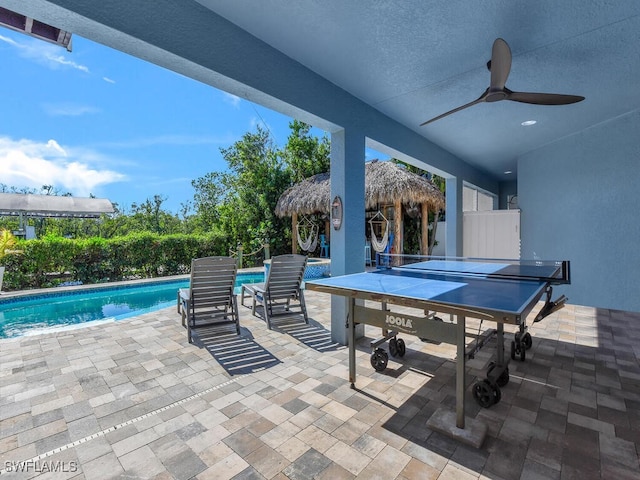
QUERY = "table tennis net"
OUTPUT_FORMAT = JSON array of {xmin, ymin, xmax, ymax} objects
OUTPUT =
[{"xmin": 376, "ymin": 254, "xmax": 570, "ymax": 284}]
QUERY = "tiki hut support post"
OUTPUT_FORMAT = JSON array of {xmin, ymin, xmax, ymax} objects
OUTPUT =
[
  {"xmin": 394, "ymin": 198, "xmax": 402, "ymax": 255},
  {"xmin": 421, "ymin": 202, "xmax": 429, "ymax": 255},
  {"xmin": 291, "ymin": 212, "xmax": 298, "ymax": 254},
  {"xmin": 324, "ymin": 219, "xmax": 330, "ymax": 244},
  {"xmin": 429, "ymin": 210, "xmax": 440, "ymax": 255}
]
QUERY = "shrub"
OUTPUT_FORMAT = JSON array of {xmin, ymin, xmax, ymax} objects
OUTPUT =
[
  {"xmin": 0, "ymin": 229, "xmax": 18, "ymax": 261},
  {"xmin": 2, "ymin": 231, "xmax": 231, "ymax": 291}
]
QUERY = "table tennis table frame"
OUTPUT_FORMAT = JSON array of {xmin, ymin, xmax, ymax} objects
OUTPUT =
[
  {"xmin": 306, "ymin": 257, "xmax": 570, "ymax": 432},
  {"xmin": 327, "ymin": 288, "xmax": 534, "ymax": 430}
]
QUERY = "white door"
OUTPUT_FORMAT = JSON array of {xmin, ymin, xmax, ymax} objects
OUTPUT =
[{"xmin": 463, "ymin": 210, "xmax": 520, "ymax": 259}]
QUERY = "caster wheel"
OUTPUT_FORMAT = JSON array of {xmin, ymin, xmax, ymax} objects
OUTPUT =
[
  {"xmin": 473, "ymin": 379, "xmax": 496, "ymax": 408},
  {"xmin": 487, "ymin": 361, "xmax": 496, "ymax": 378},
  {"xmin": 370, "ymin": 348, "xmax": 388, "ymax": 372},
  {"xmin": 523, "ymin": 332, "xmax": 533, "ymax": 350},
  {"xmin": 492, "ymin": 383, "xmax": 502, "ymax": 404},
  {"xmin": 389, "ymin": 338, "xmax": 398, "ymax": 357},
  {"xmin": 497, "ymin": 367, "xmax": 509, "ymax": 387},
  {"xmin": 396, "ymin": 338, "xmax": 406, "ymax": 357},
  {"xmin": 487, "ymin": 363, "xmax": 509, "ymax": 387},
  {"xmin": 512, "ymin": 340, "xmax": 526, "ymax": 361}
]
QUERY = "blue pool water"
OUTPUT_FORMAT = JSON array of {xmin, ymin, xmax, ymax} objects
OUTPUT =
[{"xmin": 0, "ymin": 273, "xmax": 264, "ymax": 339}]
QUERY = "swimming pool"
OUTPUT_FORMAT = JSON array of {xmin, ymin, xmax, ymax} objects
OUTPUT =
[{"xmin": 0, "ymin": 272, "xmax": 264, "ymax": 339}]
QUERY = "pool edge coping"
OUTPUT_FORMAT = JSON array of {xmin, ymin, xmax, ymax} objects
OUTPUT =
[{"xmin": 0, "ymin": 267, "xmax": 265, "ymax": 303}]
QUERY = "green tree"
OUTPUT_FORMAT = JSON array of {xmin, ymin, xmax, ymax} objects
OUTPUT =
[
  {"xmin": 129, "ymin": 195, "xmax": 181, "ymax": 234},
  {"xmin": 190, "ymin": 171, "xmax": 228, "ymax": 233},
  {"xmin": 282, "ymin": 120, "xmax": 330, "ymax": 182},
  {"xmin": 192, "ymin": 125, "xmax": 292, "ymax": 263}
]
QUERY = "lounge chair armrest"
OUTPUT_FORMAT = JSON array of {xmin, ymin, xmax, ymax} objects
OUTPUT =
[{"xmin": 243, "ymin": 283, "xmax": 265, "ymax": 295}]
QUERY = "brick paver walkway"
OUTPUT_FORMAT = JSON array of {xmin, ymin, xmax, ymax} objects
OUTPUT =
[{"xmin": 1, "ymin": 289, "xmax": 639, "ymax": 479}]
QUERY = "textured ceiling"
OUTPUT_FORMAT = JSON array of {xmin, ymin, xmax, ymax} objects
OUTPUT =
[{"xmin": 197, "ymin": 0, "xmax": 640, "ymax": 178}]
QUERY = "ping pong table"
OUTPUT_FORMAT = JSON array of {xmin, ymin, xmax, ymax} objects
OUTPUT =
[{"xmin": 305, "ymin": 254, "xmax": 569, "ymax": 446}]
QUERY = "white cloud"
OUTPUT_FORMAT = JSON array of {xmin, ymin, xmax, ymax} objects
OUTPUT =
[
  {"xmin": 94, "ymin": 133, "xmax": 238, "ymax": 149},
  {"xmin": 0, "ymin": 136, "xmax": 127, "ymax": 196},
  {"xmin": 45, "ymin": 53, "xmax": 90, "ymax": 72},
  {"xmin": 147, "ymin": 176, "xmax": 192, "ymax": 187},
  {"xmin": 0, "ymin": 34, "xmax": 18, "ymax": 47},
  {"xmin": 45, "ymin": 139, "xmax": 66, "ymax": 156},
  {"xmin": 0, "ymin": 33, "xmax": 90, "ymax": 73},
  {"xmin": 222, "ymin": 92, "xmax": 241, "ymax": 108},
  {"xmin": 103, "ymin": 76, "xmax": 116, "ymax": 84},
  {"xmin": 249, "ymin": 116, "xmax": 273, "ymax": 133},
  {"xmin": 42, "ymin": 102, "xmax": 101, "ymax": 116}
]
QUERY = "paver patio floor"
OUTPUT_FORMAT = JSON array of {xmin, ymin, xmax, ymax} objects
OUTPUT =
[{"xmin": 1, "ymin": 290, "xmax": 640, "ymax": 479}]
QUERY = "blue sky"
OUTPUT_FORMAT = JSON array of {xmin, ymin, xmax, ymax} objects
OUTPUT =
[{"xmin": 0, "ymin": 29, "xmax": 367, "ymax": 214}]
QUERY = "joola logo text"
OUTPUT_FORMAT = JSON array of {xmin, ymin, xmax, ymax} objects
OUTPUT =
[{"xmin": 385, "ymin": 314, "xmax": 413, "ymax": 329}]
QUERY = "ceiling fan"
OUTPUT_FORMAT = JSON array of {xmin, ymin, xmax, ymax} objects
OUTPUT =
[{"xmin": 420, "ymin": 38, "xmax": 585, "ymax": 126}]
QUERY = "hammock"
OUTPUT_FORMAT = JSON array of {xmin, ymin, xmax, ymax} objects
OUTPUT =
[
  {"xmin": 296, "ymin": 216, "xmax": 318, "ymax": 252},
  {"xmin": 369, "ymin": 211, "xmax": 389, "ymax": 253}
]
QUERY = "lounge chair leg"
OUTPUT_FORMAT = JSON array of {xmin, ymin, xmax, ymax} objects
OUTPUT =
[
  {"xmin": 180, "ymin": 297, "xmax": 190, "ymax": 327},
  {"xmin": 232, "ymin": 295, "xmax": 240, "ymax": 335},
  {"xmin": 240, "ymin": 286, "xmax": 246, "ymax": 307},
  {"xmin": 264, "ymin": 297, "xmax": 272, "ymax": 329},
  {"xmin": 300, "ymin": 291, "xmax": 309, "ymax": 324}
]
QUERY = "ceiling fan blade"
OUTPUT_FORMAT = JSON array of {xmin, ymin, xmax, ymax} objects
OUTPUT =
[
  {"xmin": 506, "ymin": 90, "xmax": 585, "ymax": 105},
  {"xmin": 420, "ymin": 90, "xmax": 488, "ymax": 126},
  {"xmin": 490, "ymin": 38, "xmax": 511, "ymax": 90}
]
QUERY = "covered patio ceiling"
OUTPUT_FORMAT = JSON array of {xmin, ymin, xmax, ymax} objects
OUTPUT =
[
  {"xmin": 200, "ymin": 1, "xmax": 640, "ymax": 178},
  {"xmin": 2, "ymin": 1, "xmax": 637, "ymax": 180}
]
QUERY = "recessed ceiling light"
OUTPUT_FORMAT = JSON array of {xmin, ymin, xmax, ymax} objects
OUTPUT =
[
  {"xmin": 521, "ymin": 120, "xmax": 537, "ymax": 126},
  {"xmin": 504, "ymin": 170, "xmax": 513, "ymax": 175}
]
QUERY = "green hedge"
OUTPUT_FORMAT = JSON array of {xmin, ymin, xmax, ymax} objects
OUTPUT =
[{"xmin": 1, "ymin": 232, "xmax": 230, "ymax": 291}]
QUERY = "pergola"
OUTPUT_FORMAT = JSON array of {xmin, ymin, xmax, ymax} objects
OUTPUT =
[
  {"xmin": 0, "ymin": 193, "xmax": 114, "ymax": 235},
  {"xmin": 275, "ymin": 161, "xmax": 445, "ymax": 256}
]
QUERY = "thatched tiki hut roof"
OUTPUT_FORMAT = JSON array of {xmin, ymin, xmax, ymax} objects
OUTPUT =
[
  {"xmin": 363, "ymin": 160, "xmax": 445, "ymax": 211},
  {"xmin": 276, "ymin": 160, "xmax": 445, "ymax": 256},
  {"xmin": 275, "ymin": 172, "xmax": 331, "ymax": 217}
]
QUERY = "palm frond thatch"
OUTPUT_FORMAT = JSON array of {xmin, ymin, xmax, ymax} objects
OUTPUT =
[
  {"xmin": 275, "ymin": 172, "xmax": 331, "ymax": 217},
  {"xmin": 275, "ymin": 161, "xmax": 444, "ymax": 217}
]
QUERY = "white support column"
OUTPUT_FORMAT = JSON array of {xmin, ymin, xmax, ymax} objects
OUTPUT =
[
  {"xmin": 329, "ymin": 128, "xmax": 365, "ymax": 345},
  {"xmin": 446, "ymin": 176, "xmax": 463, "ymax": 257}
]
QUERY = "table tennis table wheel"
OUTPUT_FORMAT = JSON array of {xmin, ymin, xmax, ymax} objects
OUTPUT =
[
  {"xmin": 370, "ymin": 348, "xmax": 388, "ymax": 372},
  {"xmin": 389, "ymin": 338, "xmax": 399, "ymax": 357},
  {"xmin": 473, "ymin": 379, "xmax": 501, "ymax": 408},
  {"xmin": 388, "ymin": 338, "xmax": 406, "ymax": 357},
  {"xmin": 497, "ymin": 368, "xmax": 509, "ymax": 387},
  {"xmin": 487, "ymin": 362, "xmax": 510, "ymax": 387},
  {"xmin": 522, "ymin": 332, "xmax": 533, "ymax": 350},
  {"xmin": 511, "ymin": 340, "xmax": 526, "ymax": 362}
]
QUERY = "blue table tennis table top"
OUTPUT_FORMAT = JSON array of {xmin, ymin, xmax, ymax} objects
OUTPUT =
[{"xmin": 306, "ymin": 260, "xmax": 560, "ymax": 317}]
